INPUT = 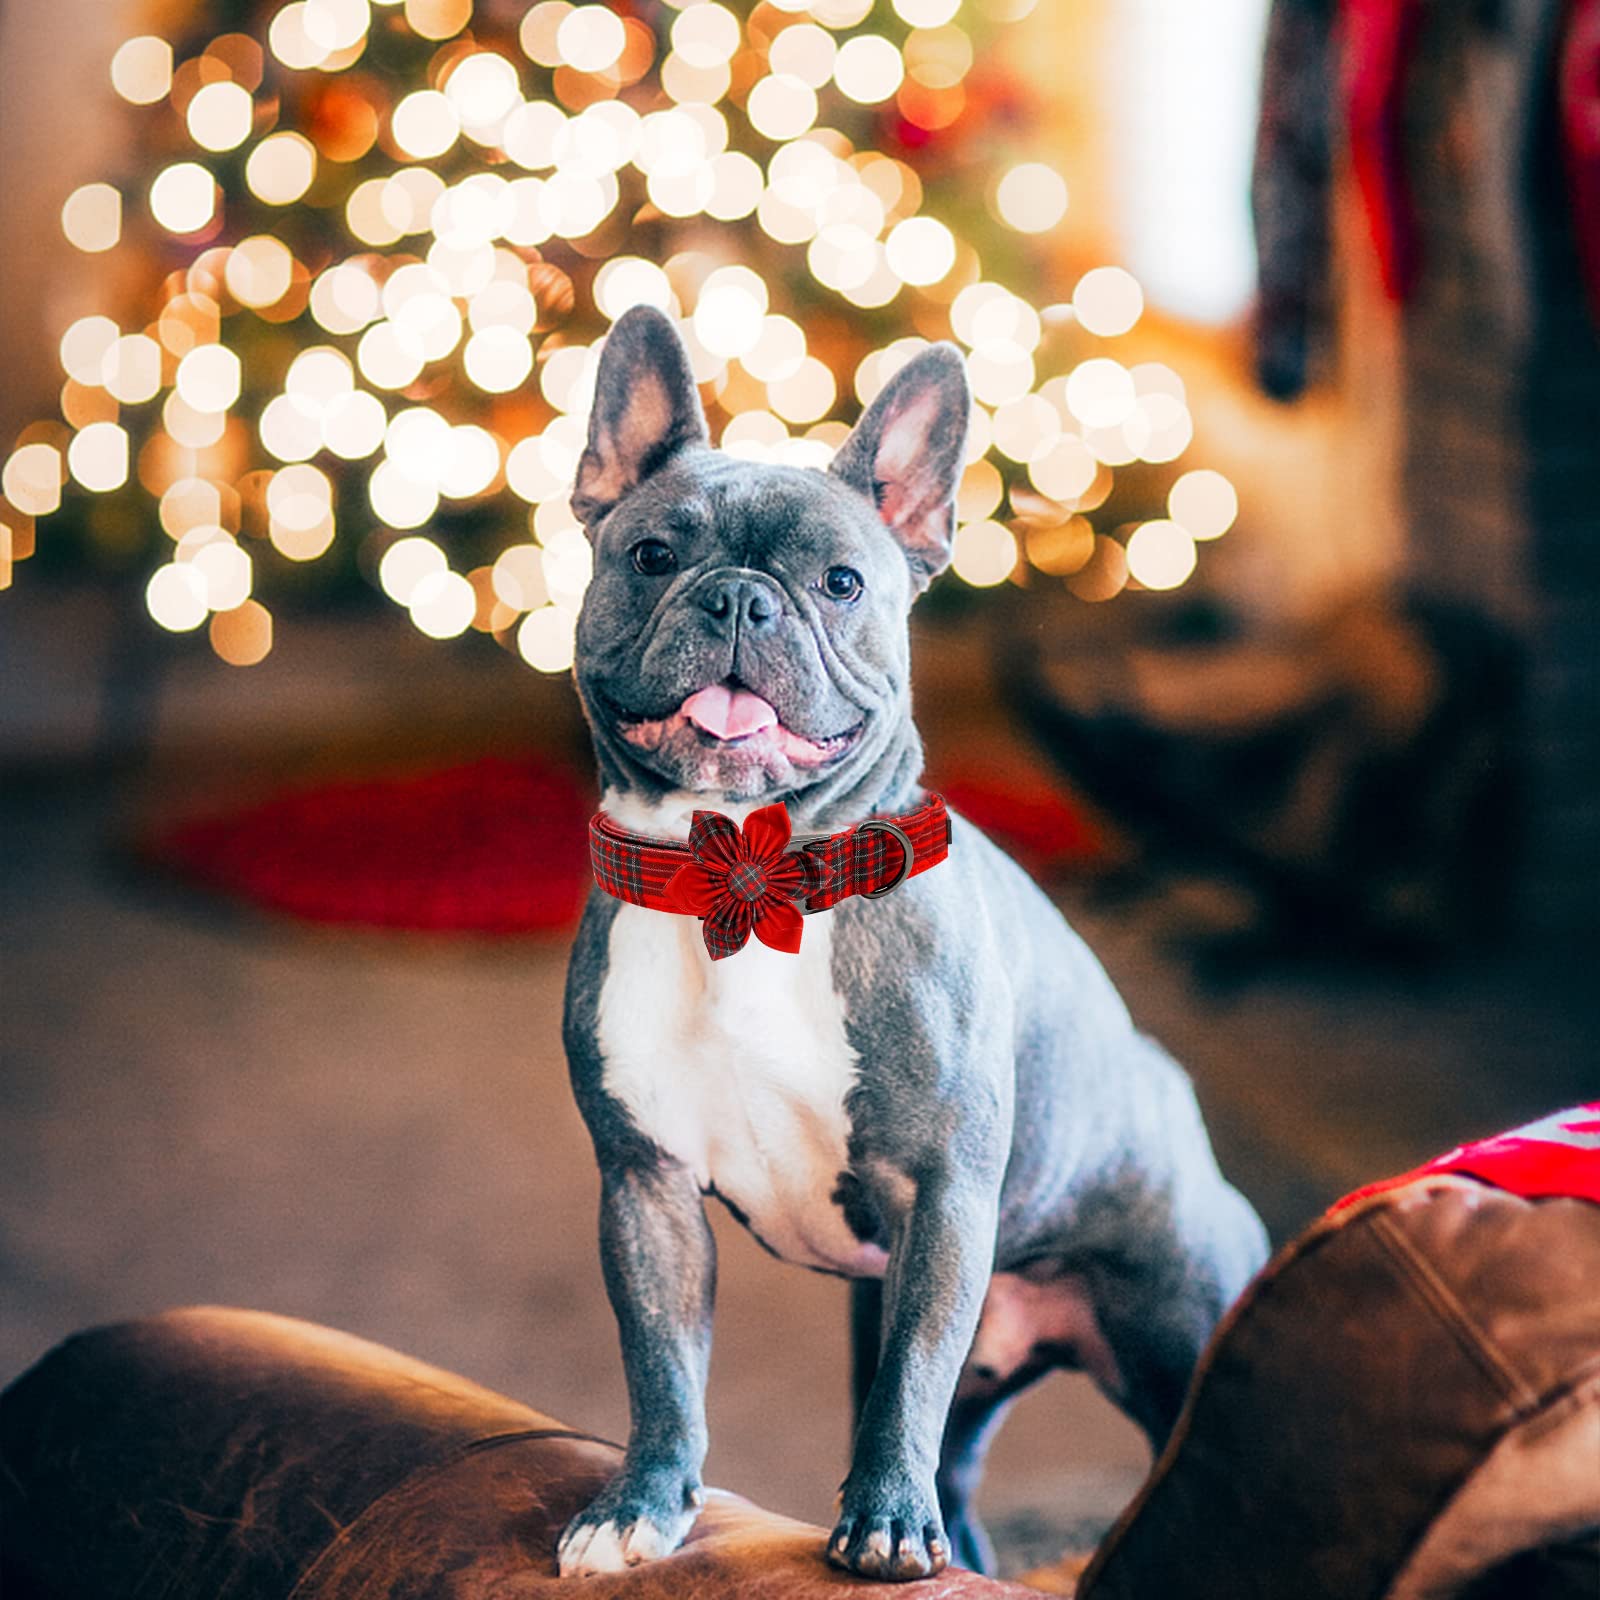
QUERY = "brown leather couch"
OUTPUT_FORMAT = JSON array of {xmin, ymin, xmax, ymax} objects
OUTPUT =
[
  {"xmin": 3, "ymin": 1176, "xmax": 1597, "ymax": 1599},
  {"xmin": 0, "ymin": 1306, "xmax": 1039, "ymax": 1600}
]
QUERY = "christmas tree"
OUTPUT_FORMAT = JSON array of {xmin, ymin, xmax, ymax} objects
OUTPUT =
[{"xmin": 0, "ymin": 0, "xmax": 1240, "ymax": 673}]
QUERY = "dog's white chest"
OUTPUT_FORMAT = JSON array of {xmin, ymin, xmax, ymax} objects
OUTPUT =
[{"xmin": 596, "ymin": 893, "xmax": 885, "ymax": 1278}]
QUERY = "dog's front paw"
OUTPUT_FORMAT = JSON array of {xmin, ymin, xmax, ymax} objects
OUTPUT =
[
  {"xmin": 557, "ymin": 1474, "xmax": 702, "ymax": 1577},
  {"xmin": 827, "ymin": 1472, "xmax": 948, "ymax": 1581}
]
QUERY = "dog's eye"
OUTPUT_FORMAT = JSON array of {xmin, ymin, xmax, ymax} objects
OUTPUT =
[
  {"xmin": 821, "ymin": 565, "xmax": 864, "ymax": 602},
  {"xmin": 630, "ymin": 539, "xmax": 678, "ymax": 576}
]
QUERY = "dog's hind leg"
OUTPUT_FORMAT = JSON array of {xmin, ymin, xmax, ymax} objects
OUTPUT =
[
  {"xmin": 850, "ymin": 1277, "xmax": 883, "ymax": 1428},
  {"xmin": 937, "ymin": 1358, "xmax": 1047, "ymax": 1573}
]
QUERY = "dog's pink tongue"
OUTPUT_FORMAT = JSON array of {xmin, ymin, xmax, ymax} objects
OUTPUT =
[{"xmin": 681, "ymin": 684, "xmax": 778, "ymax": 740}]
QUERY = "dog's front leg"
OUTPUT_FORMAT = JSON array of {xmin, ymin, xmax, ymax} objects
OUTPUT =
[
  {"xmin": 829, "ymin": 1166, "xmax": 998, "ymax": 1581},
  {"xmin": 557, "ymin": 1161, "xmax": 715, "ymax": 1577}
]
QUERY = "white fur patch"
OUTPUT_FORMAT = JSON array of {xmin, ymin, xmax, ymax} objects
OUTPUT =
[{"xmin": 596, "ymin": 790, "xmax": 887, "ymax": 1277}]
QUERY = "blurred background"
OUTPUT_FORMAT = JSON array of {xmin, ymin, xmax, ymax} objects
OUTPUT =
[{"xmin": 2, "ymin": 0, "xmax": 1596, "ymax": 1575}]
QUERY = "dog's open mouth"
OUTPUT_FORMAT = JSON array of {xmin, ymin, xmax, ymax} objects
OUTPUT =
[{"xmin": 615, "ymin": 682, "xmax": 862, "ymax": 767}]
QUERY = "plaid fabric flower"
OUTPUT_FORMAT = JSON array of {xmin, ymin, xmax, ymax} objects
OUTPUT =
[{"xmin": 663, "ymin": 803, "xmax": 825, "ymax": 959}]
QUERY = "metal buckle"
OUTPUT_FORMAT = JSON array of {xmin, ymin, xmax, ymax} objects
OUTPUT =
[
  {"xmin": 858, "ymin": 819, "xmax": 914, "ymax": 899},
  {"xmin": 786, "ymin": 830, "xmax": 830, "ymax": 915}
]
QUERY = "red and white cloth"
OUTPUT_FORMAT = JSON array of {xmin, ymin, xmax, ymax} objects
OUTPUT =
[
  {"xmin": 1336, "ymin": 1103, "xmax": 1600, "ymax": 1212},
  {"xmin": 589, "ymin": 795, "xmax": 950, "ymax": 959}
]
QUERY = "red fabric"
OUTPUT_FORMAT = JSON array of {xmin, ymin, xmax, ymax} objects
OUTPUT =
[
  {"xmin": 1335, "ymin": 1103, "xmax": 1600, "ymax": 1211},
  {"xmin": 1561, "ymin": 0, "xmax": 1600, "ymax": 325},
  {"xmin": 1342, "ymin": 0, "xmax": 1423, "ymax": 300},
  {"xmin": 590, "ymin": 795, "xmax": 951, "ymax": 959},
  {"xmin": 148, "ymin": 756, "xmax": 592, "ymax": 935},
  {"xmin": 937, "ymin": 775, "xmax": 1103, "ymax": 874}
]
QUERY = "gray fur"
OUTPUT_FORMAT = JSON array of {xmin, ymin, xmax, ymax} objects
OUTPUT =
[{"xmin": 559, "ymin": 306, "xmax": 1268, "ymax": 1581}]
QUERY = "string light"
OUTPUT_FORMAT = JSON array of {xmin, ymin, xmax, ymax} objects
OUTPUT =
[
  {"xmin": 61, "ymin": 184, "xmax": 122, "ymax": 253},
  {"xmin": 12, "ymin": 0, "xmax": 1240, "ymax": 670}
]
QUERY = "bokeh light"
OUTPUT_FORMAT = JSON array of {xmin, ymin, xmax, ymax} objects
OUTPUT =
[
  {"xmin": 951, "ymin": 520, "xmax": 1018, "ymax": 587},
  {"xmin": 1168, "ymin": 468, "xmax": 1238, "ymax": 539},
  {"xmin": 61, "ymin": 184, "xmax": 122, "ymax": 253},
  {"xmin": 995, "ymin": 162, "xmax": 1068, "ymax": 233},
  {"xmin": 1072, "ymin": 267, "xmax": 1143, "ymax": 337},
  {"xmin": 111, "ymin": 36, "xmax": 173, "ymax": 104},
  {"xmin": 246, "ymin": 134, "xmax": 317, "ymax": 205},
  {"xmin": 187, "ymin": 81, "xmax": 255, "ymax": 152},
  {"xmin": 1125, "ymin": 519, "xmax": 1197, "ymax": 589},
  {"xmin": 149, "ymin": 162, "xmax": 216, "ymax": 234}
]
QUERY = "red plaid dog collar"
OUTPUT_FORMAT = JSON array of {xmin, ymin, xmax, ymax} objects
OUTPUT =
[{"xmin": 590, "ymin": 794, "xmax": 951, "ymax": 960}]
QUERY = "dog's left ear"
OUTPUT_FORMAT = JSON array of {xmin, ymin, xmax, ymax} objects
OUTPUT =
[
  {"xmin": 572, "ymin": 305, "xmax": 709, "ymax": 530},
  {"xmin": 830, "ymin": 343, "xmax": 970, "ymax": 590}
]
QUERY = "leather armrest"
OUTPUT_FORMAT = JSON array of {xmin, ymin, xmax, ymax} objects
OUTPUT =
[{"xmin": 0, "ymin": 1307, "xmax": 1037, "ymax": 1600}]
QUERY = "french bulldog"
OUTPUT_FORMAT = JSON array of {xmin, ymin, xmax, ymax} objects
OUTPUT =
[{"xmin": 556, "ymin": 305, "xmax": 1269, "ymax": 1581}]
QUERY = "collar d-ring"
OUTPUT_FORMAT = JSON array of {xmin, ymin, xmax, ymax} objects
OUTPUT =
[{"xmin": 858, "ymin": 818, "xmax": 914, "ymax": 898}]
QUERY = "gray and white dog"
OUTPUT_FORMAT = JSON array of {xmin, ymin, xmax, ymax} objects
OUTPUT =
[{"xmin": 556, "ymin": 305, "xmax": 1268, "ymax": 1582}]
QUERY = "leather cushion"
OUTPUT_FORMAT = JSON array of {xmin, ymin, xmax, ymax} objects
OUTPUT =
[{"xmin": 0, "ymin": 1306, "xmax": 1037, "ymax": 1600}]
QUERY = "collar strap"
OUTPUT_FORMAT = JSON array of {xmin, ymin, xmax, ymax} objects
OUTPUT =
[{"xmin": 590, "ymin": 794, "xmax": 951, "ymax": 960}]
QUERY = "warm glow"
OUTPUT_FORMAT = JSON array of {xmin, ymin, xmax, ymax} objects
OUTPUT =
[
  {"xmin": 445, "ymin": 52, "xmax": 522, "ymax": 127},
  {"xmin": 769, "ymin": 23, "xmax": 837, "ymax": 87},
  {"xmin": 210, "ymin": 600, "xmax": 273, "ymax": 666},
  {"xmin": 260, "ymin": 394, "xmax": 324, "ymax": 461},
  {"xmin": 517, "ymin": 604, "xmax": 577, "ymax": 672},
  {"xmin": 1028, "ymin": 434, "xmax": 1098, "ymax": 503},
  {"xmin": 951, "ymin": 520, "xmax": 1017, "ymax": 587},
  {"xmin": 60, "ymin": 317, "xmax": 121, "ymax": 386},
  {"xmin": 991, "ymin": 395, "xmax": 1060, "ymax": 463},
  {"xmin": 67, "ymin": 423, "xmax": 129, "ymax": 492},
  {"xmin": 693, "ymin": 266, "xmax": 768, "ymax": 359},
  {"xmin": 894, "ymin": 0, "xmax": 961, "ymax": 22},
  {"xmin": 149, "ymin": 163, "xmax": 216, "ymax": 234},
  {"xmin": 1168, "ymin": 469, "xmax": 1238, "ymax": 539},
  {"xmin": 556, "ymin": 5, "xmax": 626, "ymax": 72},
  {"xmin": 1072, "ymin": 267, "xmax": 1143, "ymax": 337},
  {"xmin": 111, "ymin": 36, "xmax": 173, "ymax": 105},
  {"xmin": 187, "ymin": 81, "xmax": 255, "ymax": 153},
  {"xmin": 594, "ymin": 257, "xmax": 673, "ymax": 320},
  {"xmin": 405, "ymin": 0, "xmax": 472, "ymax": 42},
  {"xmin": 176, "ymin": 345, "xmax": 242, "ymax": 413},
  {"xmin": 672, "ymin": 4, "xmax": 740, "ymax": 67},
  {"xmin": 369, "ymin": 459, "xmax": 439, "ymax": 527},
  {"xmin": 747, "ymin": 75, "xmax": 819, "ymax": 142},
  {"xmin": 492, "ymin": 544, "xmax": 549, "ymax": 610},
  {"xmin": 191, "ymin": 537, "xmax": 253, "ymax": 610},
  {"xmin": 768, "ymin": 356, "xmax": 836, "ymax": 424},
  {"xmin": 463, "ymin": 327, "xmax": 534, "ymax": 392},
  {"xmin": 1125, "ymin": 519, "xmax": 1197, "ymax": 589},
  {"xmin": 356, "ymin": 321, "xmax": 427, "ymax": 390},
  {"xmin": 832, "ymin": 35, "xmax": 903, "ymax": 104},
  {"xmin": 3, "ymin": 444, "xmax": 62, "ymax": 516},
  {"xmin": 408, "ymin": 569, "xmax": 476, "ymax": 637},
  {"xmin": 269, "ymin": 5, "xmax": 333, "ymax": 69},
  {"xmin": 379, "ymin": 534, "xmax": 446, "ymax": 603},
  {"xmin": 885, "ymin": 216, "xmax": 955, "ymax": 286},
  {"xmin": 322, "ymin": 390, "xmax": 388, "ymax": 458},
  {"xmin": 145, "ymin": 564, "xmax": 209, "ymax": 631},
  {"xmin": 246, "ymin": 133, "xmax": 317, "ymax": 205},
  {"xmin": 310, "ymin": 261, "xmax": 382, "ymax": 336},
  {"xmin": 61, "ymin": 184, "xmax": 122, "ymax": 254},
  {"xmin": 304, "ymin": 0, "xmax": 373, "ymax": 52},
  {"xmin": 995, "ymin": 162, "xmax": 1068, "ymax": 233},
  {"xmin": 1064, "ymin": 358, "xmax": 1136, "ymax": 429},
  {"xmin": 744, "ymin": 315, "xmax": 807, "ymax": 382},
  {"xmin": 101, "ymin": 334, "xmax": 162, "ymax": 404},
  {"xmin": 392, "ymin": 91, "xmax": 460, "ymax": 160},
  {"xmin": 225, "ymin": 236, "xmax": 295, "ymax": 309}
]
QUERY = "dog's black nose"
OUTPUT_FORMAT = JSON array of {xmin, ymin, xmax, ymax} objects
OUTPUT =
[{"xmin": 699, "ymin": 575, "xmax": 780, "ymax": 634}]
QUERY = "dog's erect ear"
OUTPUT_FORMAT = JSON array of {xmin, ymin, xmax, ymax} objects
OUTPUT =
[
  {"xmin": 572, "ymin": 305, "xmax": 709, "ymax": 529},
  {"xmin": 829, "ymin": 343, "xmax": 970, "ymax": 590}
]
